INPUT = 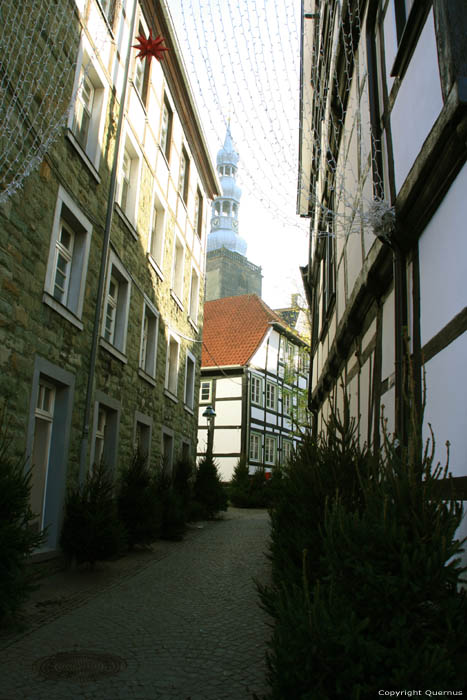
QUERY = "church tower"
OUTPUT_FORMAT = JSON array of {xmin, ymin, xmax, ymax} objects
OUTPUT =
[{"xmin": 205, "ymin": 125, "xmax": 262, "ymax": 301}]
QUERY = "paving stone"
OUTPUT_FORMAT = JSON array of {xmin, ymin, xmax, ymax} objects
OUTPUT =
[{"xmin": 0, "ymin": 508, "xmax": 270, "ymax": 700}]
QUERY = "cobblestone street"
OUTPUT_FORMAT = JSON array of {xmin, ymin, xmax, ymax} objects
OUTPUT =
[{"xmin": 0, "ymin": 508, "xmax": 271, "ymax": 700}]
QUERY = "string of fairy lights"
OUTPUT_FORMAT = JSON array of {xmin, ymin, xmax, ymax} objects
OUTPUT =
[
  {"xmin": 172, "ymin": 0, "xmax": 387, "ymax": 242},
  {"xmin": 0, "ymin": 0, "xmax": 386, "ymax": 245}
]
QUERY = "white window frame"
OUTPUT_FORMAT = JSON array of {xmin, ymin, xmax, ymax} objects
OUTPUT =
[
  {"xmin": 139, "ymin": 297, "xmax": 159, "ymax": 380},
  {"xmin": 188, "ymin": 265, "xmax": 200, "ymax": 325},
  {"xmin": 161, "ymin": 427, "xmax": 174, "ymax": 473},
  {"xmin": 194, "ymin": 187, "xmax": 203, "ymax": 238},
  {"xmin": 165, "ymin": 332, "xmax": 180, "ymax": 398},
  {"xmin": 133, "ymin": 21, "xmax": 150, "ymax": 106},
  {"xmin": 171, "ymin": 234, "xmax": 185, "ymax": 305},
  {"xmin": 249, "ymin": 432, "xmax": 262, "ymax": 463},
  {"xmin": 148, "ymin": 189, "xmax": 166, "ymax": 275},
  {"xmin": 44, "ymin": 186, "xmax": 92, "ymax": 327},
  {"xmin": 160, "ymin": 95, "xmax": 172, "ymax": 161},
  {"xmin": 264, "ymin": 435, "xmax": 277, "ymax": 465},
  {"xmin": 68, "ymin": 37, "xmax": 108, "ymax": 174},
  {"xmin": 178, "ymin": 146, "xmax": 190, "ymax": 204},
  {"xmin": 266, "ymin": 382, "xmax": 277, "ymax": 411},
  {"xmin": 90, "ymin": 392, "xmax": 120, "ymax": 472},
  {"xmin": 282, "ymin": 438, "xmax": 293, "ymax": 464},
  {"xmin": 200, "ymin": 380, "xmax": 212, "ymax": 403},
  {"xmin": 116, "ymin": 128, "xmax": 142, "ymax": 227},
  {"xmin": 282, "ymin": 389, "xmax": 292, "ymax": 417},
  {"xmin": 251, "ymin": 374, "xmax": 263, "ymax": 406},
  {"xmin": 101, "ymin": 251, "xmax": 131, "ymax": 359},
  {"xmin": 134, "ymin": 411, "xmax": 152, "ymax": 464},
  {"xmin": 184, "ymin": 350, "xmax": 196, "ymax": 412}
]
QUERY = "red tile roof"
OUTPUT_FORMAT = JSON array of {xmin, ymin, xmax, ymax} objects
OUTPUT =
[{"xmin": 201, "ymin": 294, "xmax": 291, "ymax": 368}]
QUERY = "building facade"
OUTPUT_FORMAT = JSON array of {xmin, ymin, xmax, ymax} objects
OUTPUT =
[
  {"xmin": 197, "ymin": 294, "xmax": 309, "ymax": 482},
  {"xmin": 298, "ymin": 1, "xmax": 467, "ymax": 551},
  {"xmin": 0, "ymin": 0, "xmax": 219, "ymax": 552},
  {"xmin": 205, "ymin": 126, "xmax": 262, "ymax": 301}
]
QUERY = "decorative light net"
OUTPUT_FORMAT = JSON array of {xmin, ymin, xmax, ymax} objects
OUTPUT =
[
  {"xmin": 0, "ymin": 0, "xmax": 80, "ymax": 204},
  {"xmin": 172, "ymin": 0, "xmax": 392, "ymax": 243}
]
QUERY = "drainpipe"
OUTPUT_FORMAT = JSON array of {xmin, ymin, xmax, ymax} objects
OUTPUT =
[{"xmin": 78, "ymin": 0, "xmax": 139, "ymax": 482}]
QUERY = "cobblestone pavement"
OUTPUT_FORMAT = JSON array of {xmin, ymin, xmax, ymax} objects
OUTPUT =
[{"xmin": 0, "ymin": 508, "xmax": 271, "ymax": 700}]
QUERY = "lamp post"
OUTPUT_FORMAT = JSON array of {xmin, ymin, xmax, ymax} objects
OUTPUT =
[{"xmin": 203, "ymin": 405, "xmax": 216, "ymax": 461}]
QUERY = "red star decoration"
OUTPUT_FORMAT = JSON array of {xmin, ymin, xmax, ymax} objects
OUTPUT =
[{"xmin": 133, "ymin": 29, "xmax": 168, "ymax": 64}]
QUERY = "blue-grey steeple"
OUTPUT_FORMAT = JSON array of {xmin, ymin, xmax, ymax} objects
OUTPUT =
[{"xmin": 207, "ymin": 125, "xmax": 247, "ymax": 256}]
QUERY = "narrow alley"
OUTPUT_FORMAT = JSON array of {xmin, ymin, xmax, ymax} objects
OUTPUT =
[{"xmin": 0, "ymin": 509, "xmax": 270, "ymax": 700}]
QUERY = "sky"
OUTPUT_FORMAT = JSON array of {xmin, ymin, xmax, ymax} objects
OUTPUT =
[{"xmin": 169, "ymin": 0, "xmax": 310, "ymax": 310}]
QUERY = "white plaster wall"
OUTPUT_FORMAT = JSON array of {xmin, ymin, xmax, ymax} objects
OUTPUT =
[
  {"xmin": 423, "ymin": 334, "xmax": 467, "ymax": 481},
  {"xmin": 380, "ymin": 385, "xmax": 395, "ymax": 437},
  {"xmin": 423, "ymin": 334, "xmax": 467, "ymax": 571},
  {"xmin": 359, "ymin": 359, "xmax": 371, "ymax": 446},
  {"xmin": 346, "ymin": 233, "xmax": 363, "ymax": 300},
  {"xmin": 381, "ymin": 289, "xmax": 395, "ymax": 382},
  {"xmin": 419, "ymin": 162, "xmax": 467, "ymax": 347},
  {"xmin": 213, "ymin": 428, "xmax": 241, "ymax": 455},
  {"xmin": 217, "ymin": 457, "xmax": 238, "ymax": 482},
  {"xmin": 216, "ymin": 376, "xmax": 242, "ymax": 398},
  {"xmin": 383, "ymin": 0, "xmax": 398, "ymax": 94},
  {"xmin": 251, "ymin": 406, "xmax": 264, "ymax": 422},
  {"xmin": 214, "ymin": 399, "xmax": 242, "ymax": 427},
  {"xmin": 391, "ymin": 10, "xmax": 443, "ymax": 192}
]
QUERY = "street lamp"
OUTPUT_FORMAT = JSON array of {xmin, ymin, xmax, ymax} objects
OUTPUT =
[{"xmin": 203, "ymin": 405, "xmax": 216, "ymax": 461}]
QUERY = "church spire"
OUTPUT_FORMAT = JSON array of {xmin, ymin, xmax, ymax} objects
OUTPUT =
[{"xmin": 207, "ymin": 125, "xmax": 247, "ymax": 256}]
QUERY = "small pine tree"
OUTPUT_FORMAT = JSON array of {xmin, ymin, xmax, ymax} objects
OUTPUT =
[
  {"xmin": 60, "ymin": 461, "xmax": 126, "ymax": 567},
  {"xmin": 260, "ymin": 388, "xmax": 467, "ymax": 698},
  {"xmin": 172, "ymin": 456, "xmax": 194, "ymax": 521},
  {"xmin": 117, "ymin": 451, "xmax": 161, "ymax": 548},
  {"xmin": 192, "ymin": 455, "xmax": 228, "ymax": 520},
  {"xmin": 229, "ymin": 455, "xmax": 251, "ymax": 507},
  {"xmin": 154, "ymin": 469, "xmax": 186, "ymax": 541},
  {"xmin": 0, "ymin": 403, "xmax": 45, "ymax": 624}
]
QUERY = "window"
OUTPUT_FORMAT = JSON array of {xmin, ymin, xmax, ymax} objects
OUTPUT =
[
  {"xmin": 184, "ymin": 351, "xmax": 196, "ymax": 411},
  {"xmin": 134, "ymin": 24, "xmax": 150, "ymax": 105},
  {"xmin": 282, "ymin": 439, "xmax": 293, "ymax": 464},
  {"xmin": 149, "ymin": 194, "xmax": 166, "ymax": 271},
  {"xmin": 91, "ymin": 393, "xmax": 120, "ymax": 471},
  {"xmin": 44, "ymin": 187, "xmax": 92, "ymax": 325},
  {"xmin": 194, "ymin": 187, "xmax": 203, "ymax": 238},
  {"xmin": 117, "ymin": 134, "xmax": 141, "ymax": 226},
  {"xmin": 178, "ymin": 147, "xmax": 190, "ymax": 204},
  {"xmin": 282, "ymin": 390, "xmax": 291, "ymax": 416},
  {"xmin": 162, "ymin": 428, "xmax": 174, "ymax": 473},
  {"xmin": 27, "ymin": 359, "xmax": 74, "ymax": 549},
  {"xmin": 251, "ymin": 375, "xmax": 263, "ymax": 405},
  {"xmin": 134, "ymin": 412, "xmax": 152, "ymax": 464},
  {"xmin": 264, "ymin": 436, "xmax": 276, "ymax": 465},
  {"xmin": 200, "ymin": 380, "xmax": 212, "ymax": 403},
  {"xmin": 99, "ymin": 0, "xmax": 115, "ymax": 23},
  {"xmin": 120, "ymin": 149, "xmax": 131, "ymax": 213},
  {"xmin": 72, "ymin": 73, "xmax": 94, "ymax": 151},
  {"xmin": 171, "ymin": 235, "xmax": 185, "ymax": 303},
  {"xmin": 394, "ymin": 0, "xmax": 415, "ymax": 43},
  {"xmin": 139, "ymin": 300, "xmax": 159, "ymax": 379},
  {"xmin": 249, "ymin": 433, "xmax": 262, "ymax": 462},
  {"xmin": 30, "ymin": 380, "xmax": 55, "ymax": 534},
  {"xmin": 101, "ymin": 252, "xmax": 131, "ymax": 357},
  {"xmin": 69, "ymin": 43, "xmax": 108, "ymax": 171},
  {"xmin": 321, "ymin": 207, "xmax": 336, "ymax": 323},
  {"xmin": 165, "ymin": 333, "xmax": 180, "ymax": 397},
  {"xmin": 189, "ymin": 267, "xmax": 200, "ymax": 324},
  {"xmin": 266, "ymin": 382, "xmax": 277, "ymax": 411},
  {"xmin": 160, "ymin": 96, "xmax": 172, "ymax": 161}
]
